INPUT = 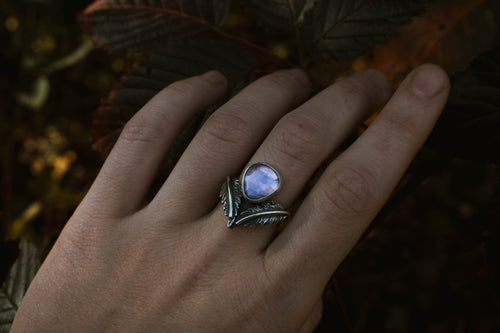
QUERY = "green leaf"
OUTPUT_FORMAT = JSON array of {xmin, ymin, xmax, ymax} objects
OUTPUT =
[
  {"xmin": 427, "ymin": 48, "xmax": 500, "ymax": 163},
  {"xmin": 93, "ymin": 40, "xmax": 256, "ymax": 176},
  {"xmin": 303, "ymin": 0, "xmax": 424, "ymax": 61},
  {"xmin": 0, "ymin": 240, "xmax": 40, "ymax": 332},
  {"xmin": 80, "ymin": 0, "xmax": 231, "ymax": 53},
  {"xmin": 247, "ymin": 0, "xmax": 314, "ymax": 32}
]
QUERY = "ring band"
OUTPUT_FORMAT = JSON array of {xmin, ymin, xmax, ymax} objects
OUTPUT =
[{"xmin": 220, "ymin": 163, "xmax": 290, "ymax": 228}]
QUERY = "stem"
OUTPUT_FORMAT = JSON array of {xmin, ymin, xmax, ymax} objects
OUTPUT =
[
  {"xmin": 213, "ymin": 27, "xmax": 298, "ymax": 68},
  {"xmin": 286, "ymin": 0, "xmax": 305, "ymax": 65}
]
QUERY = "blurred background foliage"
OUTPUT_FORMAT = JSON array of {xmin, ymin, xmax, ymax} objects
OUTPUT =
[
  {"xmin": 0, "ymin": 0, "xmax": 117, "ymax": 252},
  {"xmin": 0, "ymin": 0, "xmax": 499, "ymax": 331}
]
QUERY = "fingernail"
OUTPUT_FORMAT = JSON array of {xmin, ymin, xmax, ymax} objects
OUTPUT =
[
  {"xmin": 202, "ymin": 70, "xmax": 226, "ymax": 84},
  {"xmin": 409, "ymin": 65, "xmax": 447, "ymax": 99}
]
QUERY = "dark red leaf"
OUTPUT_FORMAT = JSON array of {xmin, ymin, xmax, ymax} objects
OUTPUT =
[
  {"xmin": 93, "ymin": 40, "xmax": 256, "ymax": 175},
  {"xmin": 80, "ymin": 0, "xmax": 231, "ymax": 53},
  {"xmin": 247, "ymin": 0, "xmax": 313, "ymax": 33},
  {"xmin": 302, "ymin": 0, "xmax": 424, "ymax": 61}
]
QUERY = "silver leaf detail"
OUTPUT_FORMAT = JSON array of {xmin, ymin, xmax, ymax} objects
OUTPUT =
[
  {"xmin": 219, "ymin": 176, "xmax": 243, "ymax": 227},
  {"xmin": 233, "ymin": 201, "xmax": 290, "ymax": 228}
]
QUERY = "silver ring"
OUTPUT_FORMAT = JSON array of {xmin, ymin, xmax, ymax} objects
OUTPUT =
[{"xmin": 220, "ymin": 162, "xmax": 290, "ymax": 228}]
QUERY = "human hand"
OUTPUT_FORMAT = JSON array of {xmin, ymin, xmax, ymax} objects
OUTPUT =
[{"xmin": 12, "ymin": 64, "xmax": 449, "ymax": 332}]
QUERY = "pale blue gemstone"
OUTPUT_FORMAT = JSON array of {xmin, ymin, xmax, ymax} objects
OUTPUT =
[{"xmin": 243, "ymin": 163, "xmax": 280, "ymax": 201}]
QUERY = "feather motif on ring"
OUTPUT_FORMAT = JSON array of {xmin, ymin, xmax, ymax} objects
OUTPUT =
[
  {"xmin": 220, "ymin": 177, "xmax": 290, "ymax": 228},
  {"xmin": 219, "ymin": 176, "xmax": 242, "ymax": 227}
]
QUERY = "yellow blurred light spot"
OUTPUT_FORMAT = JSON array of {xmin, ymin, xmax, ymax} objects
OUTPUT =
[
  {"xmin": 112, "ymin": 59, "xmax": 126, "ymax": 73},
  {"xmin": 334, "ymin": 75, "xmax": 347, "ymax": 83},
  {"xmin": 37, "ymin": 137, "xmax": 49, "ymax": 151},
  {"xmin": 23, "ymin": 138, "xmax": 37, "ymax": 152},
  {"xmin": 272, "ymin": 43, "xmax": 290, "ymax": 59},
  {"xmin": 352, "ymin": 56, "xmax": 368, "ymax": 72},
  {"xmin": 65, "ymin": 150, "xmax": 77, "ymax": 162},
  {"xmin": 32, "ymin": 34, "xmax": 56, "ymax": 53},
  {"xmin": 459, "ymin": 203, "xmax": 474, "ymax": 219},
  {"xmin": 5, "ymin": 17, "xmax": 19, "ymax": 32},
  {"xmin": 8, "ymin": 202, "xmax": 42, "ymax": 240},
  {"xmin": 225, "ymin": 13, "xmax": 240, "ymax": 28},
  {"xmin": 47, "ymin": 127, "xmax": 65, "ymax": 145},
  {"xmin": 73, "ymin": 165, "xmax": 86, "ymax": 179},
  {"xmin": 30, "ymin": 157, "xmax": 45, "ymax": 174},
  {"xmin": 46, "ymin": 152, "xmax": 57, "ymax": 165},
  {"xmin": 51, "ymin": 151, "xmax": 76, "ymax": 180}
]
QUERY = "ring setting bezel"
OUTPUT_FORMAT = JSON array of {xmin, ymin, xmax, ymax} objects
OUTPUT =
[
  {"xmin": 220, "ymin": 162, "xmax": 290, "ymax": 228},
  {"xmin": 240, "ymin": 162, "xmax": 282, "ymax": 203}
]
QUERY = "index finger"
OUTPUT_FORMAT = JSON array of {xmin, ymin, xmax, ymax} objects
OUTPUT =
[{"xmin": 264, "ymin": 65, "xmax": 450, "ymax": 302}]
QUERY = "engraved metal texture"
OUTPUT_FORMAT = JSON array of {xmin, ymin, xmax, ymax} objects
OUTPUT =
[{"xmin": 220, "ymin": 166, "xmax": 290, "ymax": 228}]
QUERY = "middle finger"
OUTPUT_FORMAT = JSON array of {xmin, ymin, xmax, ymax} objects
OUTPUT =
[
  {"xmin": 150, "ymin": 69, "xmax": 312, "ymax": 219},
  {"xmin": 210, "ymin": 70, "xmax": 392, "ymax": 247},
  {"xmin": 245, "ymin": 70, "xmax": 391, "ymax": 209}
]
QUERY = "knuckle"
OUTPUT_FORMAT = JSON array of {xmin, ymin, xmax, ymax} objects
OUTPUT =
[
  {"xmin": 201, "ymin": 111, "xmax": 253, "ymax": 151},
  {"xmin": 272, "ymin": 115, "xmax": 325, "ymax": 165},
  {"xmin": 228, "ymin": 96, "xmax": 264, "ymax": 117},
  {"xmin": 61, "ymin": 213, "xmax": 111, "ymax": 258},
  {"xmin": 165, "ymin": 79, "xmax": 198, "ymax": 99},
  {"xmin": 336, "ymin": 78, "xmax": 373, "ymax": 104},
  {"xmin": 383, "ymin": 111, "xmax": 420, "ymax": 146},
  {"xmin": 265, "ymin": 69, "xmax": 311, "ymax": 93},
  {"xmin": 319, "ymin": 165, "xmax": 379, "ymax": 220},
  {"xmin": 120, "ymin": 115, "xmax": 164, "ymax": 145}
]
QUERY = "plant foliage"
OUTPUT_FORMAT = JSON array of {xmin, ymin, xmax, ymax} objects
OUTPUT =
[
  {"xmin": 92, "ymin": 39, "xmax": 255, "ymax": 175},
  {"xmin": 80, "ymin": 0, "xmax": 500, "ymax": 166},
  {"xmin": 81, "ymin": 0, "xmax": 231, "ymax": 52},
  {"xmin": 249, "ymin": 0, "xmax": 425, "ymax": 60},
  {"xmin": 302, "ymin": 0, "xmax": 424, "ymax": 60},
  {"xmin": 369, "ymin": 0, "xmax": 496, "ymax": 80},
  {"xmin": 0, "ymin": 240, "xmax": 40, "ymax": 333},
  {"xmin": 2, "ymin": 0, "xmax": 497, "ymax": 330},
  {"xmin": 247, "ymin": 0, "xmax": 312, "ymax": 33},
  {"xmin": 429, "ymin": 48, "xmax": 500, "ymax": 162}
]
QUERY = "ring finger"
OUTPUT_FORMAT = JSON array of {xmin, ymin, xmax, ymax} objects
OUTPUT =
[{"xmin": 211, "ymin": 70, "xmax": 392, "ymax": 246}]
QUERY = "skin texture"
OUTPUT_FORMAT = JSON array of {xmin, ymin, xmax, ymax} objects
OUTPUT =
[{"xmin": 11, "ymin": 64, "xmax": 450, "ymax": 332}]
